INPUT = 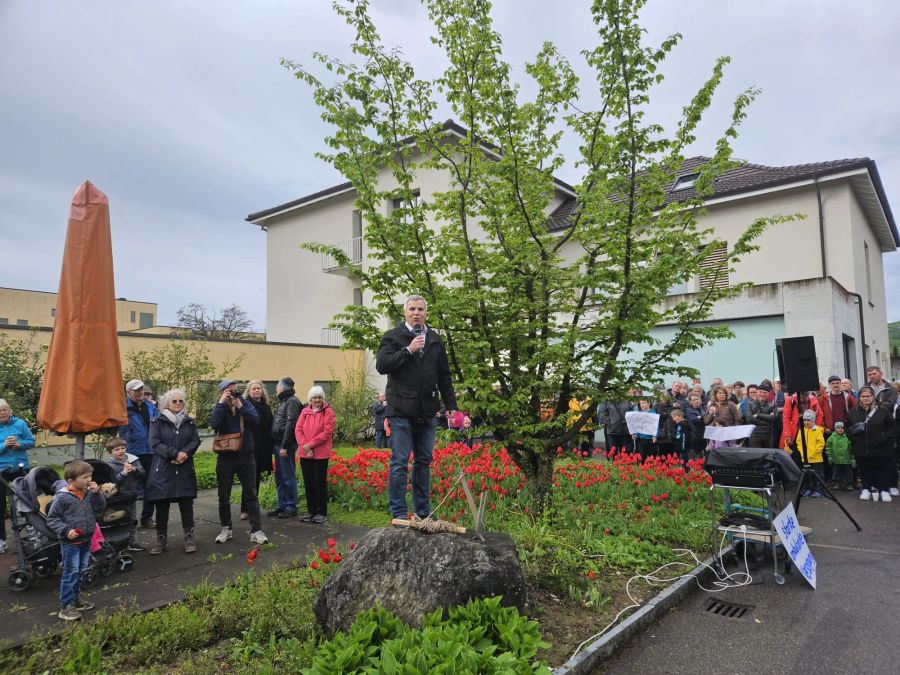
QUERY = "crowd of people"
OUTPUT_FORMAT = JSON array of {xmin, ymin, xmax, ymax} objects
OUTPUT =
[{"xmin": 597, "ymin": 365, "xmax": 900, "ymax": 503}]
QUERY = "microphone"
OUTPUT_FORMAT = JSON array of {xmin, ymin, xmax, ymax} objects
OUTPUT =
[{"xmin": 412, "ymin": 327, "xmax": 424, "ymax": 358}]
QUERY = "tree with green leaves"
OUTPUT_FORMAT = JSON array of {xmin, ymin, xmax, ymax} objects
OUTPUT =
[
  {"xmin": 0, "ymin": 331, "xmax": 46, "ymax": 429},
  {"xmin": 287, "ymin": 0, "xmax": 793, "ymax": 503},
  {"xmin": 122, "ymin": 340, "xmax": 245, "ymax": 427}
]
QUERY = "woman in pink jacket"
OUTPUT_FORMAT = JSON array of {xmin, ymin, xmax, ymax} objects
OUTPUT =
[{"xmin": 294, "ymin": 386, "xmax": 336, "ymax": 524}]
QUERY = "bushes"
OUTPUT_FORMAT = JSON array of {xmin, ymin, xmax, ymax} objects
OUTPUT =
[{"xmin": 305, "ymin": 597, "xmax": 550, "ymax": 674}]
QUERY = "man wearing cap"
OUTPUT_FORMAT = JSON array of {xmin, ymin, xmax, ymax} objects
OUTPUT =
[
  {"xmin": 376, "ymin": 295, "xmax": 457, "ymax": 521},
  {"xmin": 269, "ymin": 377, "xmax": 303, "ymax": 518},
  {"xmin": 818, "ymin": 375, "xmax": 856, "ymax": 434},
  {"xmin": 119, "ymin": 379, "xmax": 159, "ymax": 531}
]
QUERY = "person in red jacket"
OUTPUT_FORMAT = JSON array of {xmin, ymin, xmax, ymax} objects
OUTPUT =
[
  {"xmin": 295, "ymin": 386, "xmax": 336, "ymax": 524},
  {"xmin": 782, "ymin": 390, "xmax": 823, "ymax": 449},
  {"xmin": 817, "ymin": 375, "xmax": 857, "ymax": 434}
]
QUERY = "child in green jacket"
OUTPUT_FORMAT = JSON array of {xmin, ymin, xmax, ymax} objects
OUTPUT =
[{"xmin": 826, "ymin": 422, "xmax": 853, "ymax": 490}]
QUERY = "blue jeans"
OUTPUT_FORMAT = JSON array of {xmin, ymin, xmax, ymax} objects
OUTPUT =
[
  {"xmin": 274, "ymin": 449, "xmax": 298, "ymax": 511},
  {"xmin": 59, "ymin": 542, "xmax": 91, "ymax": 607},
  {"xmin": 388, "ymin": 417, "xmax": 437, "ymax": 518},
  {"xmin": 375, "ymin": 429, "xmax": 387, "ymax": 448}
]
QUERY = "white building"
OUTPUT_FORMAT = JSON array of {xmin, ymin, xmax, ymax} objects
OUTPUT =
[{"xmin": 247, "ymin": 127, "xmax": 897, "ymax": 386}]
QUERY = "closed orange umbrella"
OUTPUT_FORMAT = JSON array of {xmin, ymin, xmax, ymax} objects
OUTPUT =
[{"xmin": 37, "ymin": 181, "xmax": 127, "ymax": 457}]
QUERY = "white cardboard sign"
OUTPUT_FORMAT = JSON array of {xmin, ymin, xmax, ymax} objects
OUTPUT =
[
  {"xmin": 625, "ymin": 411, "xmax": 660, "ymax": 436},
  {"xmin": 772, "ymin": 502, "xmax": 816, "ymax": 589},
  {"xmin": 703, "ymin": 424, "xmax": 756, "ymax": 441}
]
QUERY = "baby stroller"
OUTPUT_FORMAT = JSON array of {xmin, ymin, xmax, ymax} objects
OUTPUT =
[
  {"xmin": 3, "ymin": 464, "xmax": 134, "ymax": 592},
  {"xmin": 84, "ymin": 458, "xmax": 137, "ymax": 577}
]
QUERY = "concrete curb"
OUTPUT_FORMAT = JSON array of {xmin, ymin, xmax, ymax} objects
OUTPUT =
[{"xmin": 553, "ymin": 549, "xmax": 728, "ymax": 674}]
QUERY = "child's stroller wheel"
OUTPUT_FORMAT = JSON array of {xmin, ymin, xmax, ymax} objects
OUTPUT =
[
  {"xmin": 100, "ymin": 558, "xmax": 115, "ymax": 577},
  {"xmin": 33, "ymin": 561, "xmax": 57, "ymax": 579},
  {"xmin": 80, "ymin": 567, "xmax": 98, "ymax": 589},
  {"xmin": 8, "ymin": 570, "xmax": 33, "ymax": 592},
  {"xmin": 117, "ymin": 555, "xmax": 134, "ymax": 572}
]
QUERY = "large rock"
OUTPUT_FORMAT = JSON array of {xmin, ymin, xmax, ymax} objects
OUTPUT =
[{"xmin": 313, "ymin": 527, "xmax": 527, "ymax": 635}]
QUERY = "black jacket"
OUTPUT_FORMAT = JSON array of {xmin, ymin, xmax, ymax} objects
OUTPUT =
[
  {"xmin": 146, "ymin": 414, "xmax": 201, "ymax": 501},
  {"xmin": 376, "ymin": 323, "xmax": 457, "ymax": 420},
  {"xmin": 847, "ymin": 404, "xmax": 895, "ymax": 459},
  {"xmin": 249, "ymin": 398, "xmax": 275, "ymax": 470},
  {"xmin": 211, "ymin": 399, "xmax": 259, "ymax": 462},
  {"xmin": 747, "ymin": 400, "xmax": 779, "ymax": 442},
  {"xmin": 272, "ymin": 389, "xmax": 303, "ymax": 452},
  {"xmin": 597, "ymin": 401, "xmax": 631, "ymax": 435}
]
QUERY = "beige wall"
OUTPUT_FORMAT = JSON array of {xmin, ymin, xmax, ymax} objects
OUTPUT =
[{"xmin": 0, "ymin": 287, "xmax": 157, "ymax": 332}]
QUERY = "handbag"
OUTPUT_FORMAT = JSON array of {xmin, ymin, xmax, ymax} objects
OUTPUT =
[{"xmin": 213, "ymin": 415, "xmax": 244, "ymax": 453}]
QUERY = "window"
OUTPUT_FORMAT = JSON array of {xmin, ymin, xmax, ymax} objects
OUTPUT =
[
  {"xmin": 842, "ymin": 334, "xmax": 857, "ymax": 383},
  {"xmin": 352, "ymin": 210, "xmax": 363, "ymax": 239},
  {"xmin": 353, "ymin": 288, "xmax": 363, "ymax": 306},
  {"xmin": 16, "ymin": 319, "xmax": 27, "ymax": 326},
  {"xmin": 671, "ymin": 173, "xmax": 699, "ymax": 191},
  {"xmin": 698, "ymin": 242, "xmax": 729, "ymax": 291},
  {"xmin": 50, "ymin": 308, "xmax": 56, "ymax": 317},
  {"xmin": 390, "ymin": 190, "xmax": 421, "ymax": 224},
  {"xmin": 130, "ymin": 311, "xmax": 136, "ymax": 323},
  {"xmin": 864, "ymin": 241, "xmax": 873, "ymax": 303},
  {"xmin": 314, "ymin": 380, "xmax": 337, "ymax": 398},
  {"xmin": 667, "ymin": 280, "xmax": 689, "ymax": 296},
  {"xmin": 139, "ymin": 312, "xmax": 153, "ymax": 329},
  {"xmin": 0, "ymin": 318, "xmax": 7, "ymax": 324}
]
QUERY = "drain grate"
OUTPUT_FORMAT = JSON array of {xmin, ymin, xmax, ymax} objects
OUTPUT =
[{"xmin": 704, "ymin": 598, "xmax": 752, "ymax": 619}]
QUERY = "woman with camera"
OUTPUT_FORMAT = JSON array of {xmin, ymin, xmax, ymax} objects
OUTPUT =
[
  {"xmin": 210, "ymin": 380, "xmax": 268, "ymax": 545},
  {"xmin": 147, "ymin": 389, "xmax": 201, "ymax": 554},
  {"xmin": 847, "ymin": 385, "xmax": 896, "ymax": 502}
]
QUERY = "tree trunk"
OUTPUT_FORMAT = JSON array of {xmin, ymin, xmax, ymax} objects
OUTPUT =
[{"xmin": 508, "ymin": 443, "xmax": 555, "ymax": 512}]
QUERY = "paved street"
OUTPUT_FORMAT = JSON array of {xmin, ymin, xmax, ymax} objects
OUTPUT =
[
  {"xmin": 601, "ymin": 490, "xmax": 900, "ymax": 674},
  {"xmin": 0, "ymin": 489, "xmax": 369, "ymax": 648}
]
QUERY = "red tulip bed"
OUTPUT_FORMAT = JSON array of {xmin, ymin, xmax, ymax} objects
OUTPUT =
[{"xmin": 328, "ymin": 443, "xmax": 717, "ymax": 601}]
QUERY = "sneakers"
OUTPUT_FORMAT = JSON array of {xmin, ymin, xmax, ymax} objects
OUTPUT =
[
  {"xmin": 150, "ymin": 534, "xmax": 168, "ymax": 555},
  {"xmin": 73, "ymin": 597, "xmax": 94, "ymax": 611},
  {"xmin": 890, "ymin": 487, "xmax": 900, "ymax": 497},
  {"xmin": 128, "ymin": 542, "xmax": 146, "ymax": 552},
  {"xmin": 215, "ymin": 527, "xmax": 233, "ymax": 544},
  {"xmin": 880, "ymin": 491, "xmax": 893, "ymax": 503},
  {"xmin": 183, "ymin": 529, "xmax": 197, "ymax": 554},
  {"xmin": 266, "ymin": 508, "xmax": 283, "ymax": 517},
  {"xmin": 249, "ymin": 530, "xmax": 269, "ymax": 545},
  {"xmin": 298, "ymin": 513, "xmax": 313, "ymax": 522},
  {"xmin": 140, "ymin": 518, "xmax": 155, "ymax": 529},
  {"xmin": 58, "ymin": 604, "xmax": 82, "ymax": 621},
  {"xmin": 278, "ymin": 510, "xmax": 298, "ymax": 519},
  {"xmin": 860, "ymin": 489, "xmax": 872, "ymax": 501},
  {"xmin": 311, "ymin": 514, "xmax": 327, "ymax": 524},
  {"xmin": 0, "ymin": 539, "xmax": 7, "ymax": 554},
  {"xmin": 873, "ymin": 490, "xmax": 880, "ymax": 502}
]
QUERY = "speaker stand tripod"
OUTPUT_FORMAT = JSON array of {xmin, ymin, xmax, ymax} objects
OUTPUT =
[{"xmin": 792, "ymin": 465, "xmax": 862, "ymax": 531}]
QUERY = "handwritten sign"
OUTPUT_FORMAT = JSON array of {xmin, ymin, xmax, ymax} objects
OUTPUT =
[
  {"xmin": 703, "ymin": 425, "xmax": 756, "ymax": 442},
  {"xmin": 772, "ymin": 502, "xmax": 816, "ymax": 589},
  {"xmin": 625, "ymin": 411, "xmax": 660, "ymax": 436}
]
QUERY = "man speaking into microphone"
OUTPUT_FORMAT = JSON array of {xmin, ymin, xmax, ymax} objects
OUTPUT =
[{"xmin": 376, "ymin": 295, "xmax": 457, "ymax": 521}]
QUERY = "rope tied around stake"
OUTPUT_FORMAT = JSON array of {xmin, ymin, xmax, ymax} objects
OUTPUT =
[{"xmin": 408, "ymin": 514, "xmax": 463, "ymax": 533}]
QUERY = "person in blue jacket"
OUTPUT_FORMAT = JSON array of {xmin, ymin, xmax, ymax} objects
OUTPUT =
[
  {"xmin": 0, "ymin": 398, "xmax": 36, "ymax": 553},
  {"xmin": 119, "ymin": 379, "xmax": 159, "ymax": 528}
]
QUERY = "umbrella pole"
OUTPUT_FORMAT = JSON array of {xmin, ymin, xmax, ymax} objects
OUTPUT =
[{"xmin": 75, "ymin": 433, "xmax": 85, "ymax": 460}]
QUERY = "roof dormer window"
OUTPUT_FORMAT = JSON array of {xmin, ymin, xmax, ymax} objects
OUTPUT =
[{"xmin": 671, "ymin": 173, "xmax": 700, "ymax": 191}]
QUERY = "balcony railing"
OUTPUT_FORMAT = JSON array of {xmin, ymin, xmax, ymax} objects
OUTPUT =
[
  {"xmin": 321, "ymin": 327, "xmax": 344, "ymax": 347},
  {"xmin": 322, "ymin": 236, "xmax": 363, "ymax": 273}
]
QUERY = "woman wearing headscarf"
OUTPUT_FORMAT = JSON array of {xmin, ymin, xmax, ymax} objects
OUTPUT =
[
  {"xmin": 146, "ymin": 389, "xmax": 201, "ymax": 554},
  {"xmin": 240, "ymin": 381, "xmax": 274, "ymax": 521},
  {"xmin": 847, "ymin": 385, "xmax": 896, "ymax": 502},
  {"xmin": 295, "ymin": 386, "xmax": 336, "ymax": 523}
]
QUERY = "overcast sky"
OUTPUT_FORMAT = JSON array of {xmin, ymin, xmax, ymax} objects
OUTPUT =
[{"xmin": 2, "ymin": 1, "xmax": 899, "ymax": 330}]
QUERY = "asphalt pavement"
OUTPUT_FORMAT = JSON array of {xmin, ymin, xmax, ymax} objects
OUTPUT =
[
  {"xmin": 0, "ymin": 489, "xmax": 369, "ymax": 648},
  {"xmin": 600, "ymin": 489, "xmax": 900, "ymax": 674}
]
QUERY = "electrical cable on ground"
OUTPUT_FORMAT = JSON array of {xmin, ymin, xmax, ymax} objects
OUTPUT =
[{"xmin": 570, "ymin": 531, "xmax": 754, "ymax": 660}]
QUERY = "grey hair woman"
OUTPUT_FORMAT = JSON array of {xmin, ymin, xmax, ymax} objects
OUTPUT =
[
  {"xmin": 294, "ymin": 385, "xmax": 336, "ymax": 523},
  {"xmin": 146, "ymin": 388, "xmax": 201, "ymax": 554}
]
